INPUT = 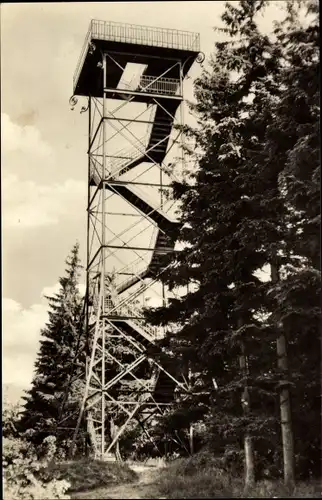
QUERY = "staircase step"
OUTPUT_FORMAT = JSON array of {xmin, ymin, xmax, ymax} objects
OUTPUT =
[{"xmin": 105, "ymin": 184, "xmax": 175, "ymax": 231}]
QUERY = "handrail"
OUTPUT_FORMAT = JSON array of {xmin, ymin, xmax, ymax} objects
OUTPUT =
[
  {"xmin": 73, "ymin": 21, "xmax": 92, "ymax": 92},
  {"xmin": 116, "ymin": 261, "xmax": 148, "ymax": 292},
  {"xmin": 90, "ymin": 135, "xmax": 147, "ymax": 181},
  {"xmin": 139, "ymin": 75, "xmax": 180, "ymax": 96},
  {"xmin": 73, "ymin": 19, "xmax": 200, "ymax": 90},
  {"xmin": 128, "ymin": 183, "xmax": 174, "ymax": 212},
  {"xmin": 109, "ymin": 136, "xmax": 147, "ymax": 174},
  {"xmin": 90, "ymin": 19, "xmax": 200, "ymax": 51},
  {"xmin": 90, "ymin": 294, "xmax": 164, "ymax": 340},
  {"xmin": 118, "ymin": 255, "xmax": 148, "ymax": 276},
  {"xmin": 116, "ymin": 226, "xmax": 159, "ymax": 292}
]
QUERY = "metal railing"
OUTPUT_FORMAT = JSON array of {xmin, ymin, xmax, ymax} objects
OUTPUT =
[
  {"xmin": 116, "ymin": 228, "xmax": 159, "ymax": 291},
  {"xmin": 128, "ymin": 301, "xmax": 163, "ymax": 340},
  {"xmin": 118, "ymin": 254, "xmax": 149, "ymax": 276},
  {"xmin": 74, "ymin": 22, "xmax": 92, "ymax": 91},
  {"xmin": 117, "ymin": 74, "xmax": 141, "ymax": 100},
  {"xmin": 139, "ymin": 75, "xmax": 180, "ymax": 96},
  {"xmin": 109, "ymin": 136, "xmax": 147, "ymax": 174},
  {"xmin": 116, "ymin": 259, "xmax": 149, "ymax": 292},
  {"xmin": 90, "ymin": 136, "xmax": 147, "ymax": 181},
  {"xmin": 116, "ymin": 75, "xmax": 180, "ymax": 97},
  {"xmin": 90, "ymin": 293, "xmax": 164, "ymax": 340},
  {"xmin": 73, "ymin": 19, "xmax": 200, "ymax": 90}
]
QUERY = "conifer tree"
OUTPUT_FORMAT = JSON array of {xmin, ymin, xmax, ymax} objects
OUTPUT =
[
  {"xmin": 18, "ymin": 243, "xmax": 85, "ymax": 454},
  {"xmin": 264, "ymin": 0, "xmax": 320, "ymax": 481},
  {"xmin": 145, "ymin": 0, "xmax": 284, "ymax": 485},
  {"xmin": 145, "ymin": 0, "xmax": 320, "ymax": 486}
]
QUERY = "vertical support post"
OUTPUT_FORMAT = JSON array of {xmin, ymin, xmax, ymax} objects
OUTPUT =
[
  {"xmin": 101, "ymin": 52, "xmax": 107, "ymax": 459},
  {"xmin": 160, "ymin": 144, "xmax": 166, "ymax": 308},
  {"xmin": 179, "ymin": 62, "xmax": 185, "ymax": 179},
  {"xmin": 85, "ymin": 95, "xmax": 92, "ymax": 457}
]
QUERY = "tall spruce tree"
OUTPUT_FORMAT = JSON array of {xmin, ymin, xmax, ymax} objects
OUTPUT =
[
  {"xmin": 146, "ymin": 0, "xmax": 284, "ymax": 486},
  {"xmin": 145, "ymin": 0, "xmax": 320, "ymax": 486},
  {"xmin": 19, "ymin": 243, "xmax": 86, "ymax": 453},
  {"xmin": 264, "ymin": 0, "xmax": 320, "ymax": 480}
]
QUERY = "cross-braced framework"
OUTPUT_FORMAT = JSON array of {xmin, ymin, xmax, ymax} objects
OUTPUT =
[{"xmin": 70, "ymin": 20, "xmax": 203, "ymax": 460}]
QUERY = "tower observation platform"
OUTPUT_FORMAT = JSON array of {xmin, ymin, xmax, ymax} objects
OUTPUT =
[
  {"xmin": 73, "ymin": 20, "xmax": 200, "ymax": 96},
  {"xmin": 69, "ymin": 19, "xmax": 202, "ymax": 460}
]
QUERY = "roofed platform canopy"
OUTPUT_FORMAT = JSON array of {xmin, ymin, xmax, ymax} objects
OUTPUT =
[{"xmin": 73, "ymin": 19, "xmax": 201, "ymax": 98}]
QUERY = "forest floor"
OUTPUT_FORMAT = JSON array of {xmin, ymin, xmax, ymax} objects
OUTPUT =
[
  {"xmin": 70, "ymin": 463, "xmax": 161, "ymax": 499},
  {"xmin": 60, "ymin": 457, "xmax": 321, "ymax": 500}
]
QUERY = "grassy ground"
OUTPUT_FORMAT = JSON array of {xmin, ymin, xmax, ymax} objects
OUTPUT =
[
  {"xmin": 148, "ymin": 454, "xmax": 322, "ymax": 499},
  {"xmin": 47, "ymin": 455, "xmax": 322, "ymax": 499},
  {"xmin": 47, "ymin": 458, "xmax": 138, "ymax": 495},
  {"xmin": 70, "ymin": 464, "xmax": 160, "ymax": 499}
]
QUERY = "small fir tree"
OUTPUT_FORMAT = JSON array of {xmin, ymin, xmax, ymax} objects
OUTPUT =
[{"xmin": 18, "ymin": 243, "xmax": 86, "ymax": 454}]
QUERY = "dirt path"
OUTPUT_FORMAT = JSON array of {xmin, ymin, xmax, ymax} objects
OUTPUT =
[{"xmin": 71, "ymin": 464, "xmax": 163, "ymax": 500}]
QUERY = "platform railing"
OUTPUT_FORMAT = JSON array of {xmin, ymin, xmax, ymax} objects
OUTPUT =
[
  {"xmin": 74, "ymin": 21, "xmax": 92, "ymax": 91},
  {"xmin": 139, "ymin": 75, "xmax": 180, "ymax": 96},
  {"xmin": 117, "ymin": 75, "xmax": 180, "ymax": 97},
  {"xmin": 91, "ymin": 20, "xmax": 200, "ymax": 51},
  {"xmin": 73, "ymin": 19, "xmax": 200, "ymax": 90}
]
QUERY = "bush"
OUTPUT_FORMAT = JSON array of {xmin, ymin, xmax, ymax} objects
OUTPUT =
[
  {"xmin": 47, "ymin": 458, "xmax": 138, "ymax": 493},
  {"xmin": 2, "ymin": 397, "xmax": 21, "ymax": 439},
  {"xmin": 163, "ymin": 448, "xmax": 243, "ymax": 478},
  {"xmin": 3, "ymin": 435, "xmax": 71, "ymax": 500},
  {"xmin": 151, "ymin": 452, "xmax": 322, "ymax": 499}
]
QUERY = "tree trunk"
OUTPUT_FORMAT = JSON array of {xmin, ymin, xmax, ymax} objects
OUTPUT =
[
  {"xmin": 188, "ymin": 365, "xmax": 194, "ymax": 455},
  {"xmin": 239, "ymin": 329, "xmax": 255, "ymax": 488},
  {"xmin": 271, "ymin": 263, "xmax": 295, "ymax": 487},
  {"xmin": 189, "ymin": 424, "xmax": 194, "ymax": 455}
]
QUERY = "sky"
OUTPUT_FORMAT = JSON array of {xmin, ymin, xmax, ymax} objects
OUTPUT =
[{"xmin": 1, "ymin": 1, "xmax": 283, "ymax": 402}]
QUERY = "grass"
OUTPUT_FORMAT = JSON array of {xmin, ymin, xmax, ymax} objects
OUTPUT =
[
  {"xmin": 47, "ymin": 457, "xmax": 138, "ymax": 494},
  {"xmin": 44, "ymin": 454, "xmax": 321, "ymax": 499},
  {"xmin": 146, "ymin": 453, "xmax": 322, "ymax": 499}
]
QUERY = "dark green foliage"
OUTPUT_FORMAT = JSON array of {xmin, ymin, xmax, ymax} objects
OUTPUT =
[
  {"xmin": 152, "ymin": 451, "xmax": 322, "ymax": 498},
  {"xmin": 265, "ymin": 0, "xmax": 321, "ymax": 478},
  {"xmin": 144, "ymin": 0, "xmax": 320, "ymax": 482},
  {"xmin": 18, "ymin": 243, "xmax": 86, "ymax": 453},
  {"xmin": 46, "ymin": 458, "xmax": 138, "ymax": 493},
  {"xmin": 145, "ymin": 0, "xmax": 282, "ymax": 463}
]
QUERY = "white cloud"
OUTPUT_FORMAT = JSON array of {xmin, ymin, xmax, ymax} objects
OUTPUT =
[
  {"xmin": 2, "ymin": 296, "xmax": 48, "ymax": 387},
  {"xmin": 2, "ymin": 281, "xmax": 85, "ymax": 389},
  {"xmin": 1, "ymin": 112, "xmax": 52, "ymax": 158},
  {"xmin": 2, "ymin": 173, "xmax": 86, "ymax": 228},
  {"xmin": 1, "ymin": 112, "xmax": 86, "ymax": 229},
  {"xmin": 41, "ymin": 282, "xmax": 86, "ymax": 298},
  {"xmin": 40, "ymin": 283, "xmax": 62, "ymax": 299}
]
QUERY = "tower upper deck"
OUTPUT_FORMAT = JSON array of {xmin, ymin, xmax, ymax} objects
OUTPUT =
[{"xmin": 73, "ymin": 19, "xmax": 200, "ymax": 97}]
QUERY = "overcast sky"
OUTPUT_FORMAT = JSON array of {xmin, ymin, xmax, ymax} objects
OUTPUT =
[{"xmin": 2, "ymin": 1, "xmax": 283, "ymax": 400}]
